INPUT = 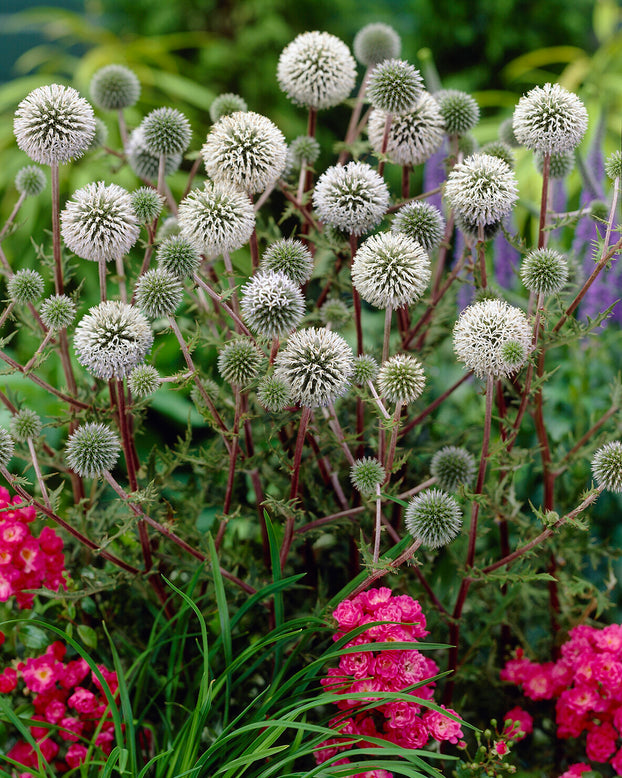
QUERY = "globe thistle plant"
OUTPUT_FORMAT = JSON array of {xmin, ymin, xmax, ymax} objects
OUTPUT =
[
  {"xmin": 350, "ymin": 457, "xmax": 386, "ymax": 496},
  {"xmin": 444, "ymin": 153, "xmax": 519, "ymax": 226},
  {"xmin": 260, "ymin": 239, "xmax": 314, "ymax": 284},
  {"xmin": 404, "ymin": 488, "xmax": 463, "ymax": 548},
  {"xmin": 202, "ymin": 111, "xmax": 288, "ymax": 195},
  {"xmin": 320, "ymin": 298, "xmax": 350, "ymax": 329},
  {"xmin": 10, "ymin": 409, "xmax": 42, "ymax": 442},
  {"xmin": 592, "ymin": 441, "xmax": 622, "ymax": 493},
  {"xmin": 90, "ymin": 65, "xmax": 140, "ymax": 111},
  {"xmin": 156, "ymin": 236, "xmax": 201, "ymax": 279},
  {"xmin": 0, "ymin": 429, "xmax": 15, "ymax": 469},
  {"xmin": 288, "ymin": 136, "xmax": 321, "ymax": 169},
  {"xmin": 61, "ymin": 182, "xmax": 140, "ymax": 262},
  {"xmin": 15, "ymin": 166, "xmax": 46, "ymax": 197},
  {"xmin": 257, "ymin": 374, "xmax": 292, "ymax": 412},
  {"xmin": 520, "ymin": 249, "xmax": 569, "ymax": 296},
  {"xmin": 240, "ymin": 271, "xmax": 305, "ymax": 339},
  {"xmin": 128, "ymin": 364, "xmax": 161, "ymax": 397},
  {"xmin": 7, "ymin": 269, "xmax": 44, "ymax": 304},
  {"xmin": 512, "ymin": 83, "xmax": 588, "ymax": 154},
  {"xmin": 392, "ymin": 201, "xmax": 445, "ymax": 251},
  {"xmin": 367, "ymin": 93, "xmax": 445, "ymax": 167},
  {"xmin": 377, "ymin": 354, "xmax": 426, "ymax": 405},
  {"xmin": 353, "ymin": 23, "xmax": 401, "ymax": 67},
  {"xmin": 352, "ymin": 354, "xmax": 379, "ymax": 385},
  {"xmin": 605, "ymin": 151, "xmax": 622, "ymax": 181},
  {"xmin": 277, "ymin": 31, "xmax": 357, "ymax": 110},
  {"xmin": 209, "ymin": 92, "xmax": 248, "ymax": 123},
  {"xmin": 131, "ymin": 187, "xmax": 164, "ymax": 223},
  {"xmin": 481, "ymin": 141, "xmax": 515, "ymax": 168},
  {"xmin": 455, "ymin": 213, "xmax": 503, "ymax": 241},
  {"xmin": 367, "ymin": 59, "xmax": 423, "ymax": 114},
  {"xmin": 430, "ymin": 446, "xmax": 476, "ymax": 492},
  {"xmin": 141, "ymin": 107, "xmax": 192, "ymax": 156},
  {"xmin": 126, "ymin": 127, "xmax": 182, "ymax": 180},
  {"xmin": 177, "ymin": 181, "xmax": 255, "ymax": 257},
  {"xmin": 65, "ymin": 422, "xmax": 120, "ymax": 478},
  {"xmin": 434, "ymin": 89, "xmax": 480, "ymax": 135},
  {"xmin": 453, "ymin": 299, "xmax": 531, "ymax": 379},
  {"xmin": 312, "ymin": 161, "xmax": 389, "ymax": 236},
  {"xmin": 352, "ymin": 232, "xmax": 431, "ymax": 309},
  {"xmin": 535, "ymin": 150, "xmax": 575, "ymax": 179},
  {"xmin": 217, "ymin": 338, "xmax": 263, "ymax": 387},
  {"xmin": 134, "ymin": 268, "xmax": 183, "ymax": 319},
  {"xmin": 274, "ymin": 327, "xmax": 354, "ymax": 408},
  {"xmin": 14, "ymin": 84, "xmax": 95, "ymax": 165},
  {"xmin": 40, "ymin": 294, "xmax": 76, "ymax": 330},
  {"xmin": 74, "ymin": 301, "xmax": 154, "ymax": 380}
]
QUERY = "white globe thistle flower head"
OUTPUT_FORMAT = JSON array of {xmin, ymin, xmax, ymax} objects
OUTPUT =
[
  {"xmin": 313, "ymin": 161, "xmax": 389, "ymax": 236},
  {"xmin": 126, "ymin": 127, "xmax": 182, "ymax": 181},
  {"xmin": 367, "ymin": 59, "xmax": 423, "ymax": 114},
  {"xmin": 453, "ymin": 299, "xmax": 531, "ymax": 379},
  {"xmin": 61, "ymin": 182, "xmax": 140, "ymax": 263},
  {"xmin": 520, "ymin": 248, "xmax": 569, "ymax": 296},
  {"xmin": 90, "ymin": 65, "xmax": 140, "ymax": 111},
  {"xmin": 218, "ymin": 337, "xmax": 263, "ymax": 387},
  {"xmin": 202, "ymin": 111, "xmax": 288, "ymax": 195},
  {"xmin": 392, "ymin": 201, "xmax": 445, "ymax": 252},
  {"xmin": 352, "ymin": 232, "xmax": 431, "ymax": 309},
  {"xmin": 513, "ymin": 83, "xmax": 588, "ymax": 155},
  {"xmin": 377, "ymin": 353, "xmax": 426, "ymax": 405},
  {"xmin": 405, "ymin": 488, "xmax": 463, "ymax": 549},
  {"xmin": 141, "ymin": 107, "xmax": 192, "ymax": 156},
  {"xmin": 260, "ymin": 238, "xmax": 314, "ymax": 284},
  {"xmin": 177, "ymin": 181, "xmax": 255, "ymax": 257},
  {"xmin": 444, "ymin": 153, "xmax": 519, "ymax": 226},
  {"xmin": 367, "ymin": 93, "xmax": 445, "ymax": 167},
  {"xmin": 134, "ymin": 268, "xmax": 183, "ymax": 319},
  {"xmin": 0, "ymin": 429, "xmax": 14, "ymax": 469},
  {"xmin": 65, "ymin": 422, "xmax": 120, "ymax": 478},
  {"xmin": 274, "ymin": 327, "xmax": 354, "ymax": 408},
  {"xmin": 240, "ymin": 270, "xmax": 305, "ymax": 339},
  {"xmin": 74, "ymin": 300, "xmax": 154, "ymax": 380},
  {"xmin": 14, "ymin": 84, "xmax": 95, "ymax": 166},
  {"xmin": 592, "ymin": 441, "xmax": 622, "ymax": 493},
  {"xmin": 353, "ymin": 23, "xmax": 401, "ymax": 67},
  {"xmin": 277, "ymin": 31, "xmax": 357, "ymax": 110},
  {"xmin": 430, "ymin": 446, "xmax": 476, "ymax": 492},
  {"xmin": 434, "ymin": 89, "xmax": 480, "ymax": 136}
]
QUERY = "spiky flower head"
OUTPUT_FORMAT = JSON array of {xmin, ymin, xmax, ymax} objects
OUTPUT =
[
  {"xmin": 240, "ymin": 271, "xmax": 305, "ymax": 339},
  {"xmin": 352, "ymin": 232, "xmax": 431, "ymax": 309},
  {"xmin": 274, "ymin": 327, "xmax": 354, "ymax": 408},
  {"xmin": 455, "ymin": 213, "xmax": 502, "ymax": 241},
  {"xmin": 131, "ymin": 187, "xmax": 164, "ymax": 223},
  {"xmin": 353, "ymin": 23, "xmax": 401, "ymax": 67},
  {"xmin": 444, "ymin": 153, "xmax": 519, "ymax": 226},
  {"xmin": 128, "ymin": 364, "xmax": 161, "ymax": 397},
  {"xmin": 202, "ymin": 111, "xmax": 287, "ymax": 195},
  {"xmin": 90, "ymin": 118, "xmax": 108, "ymax": 150},
  {"xmin": 392, "ymin": 201, "xmax": 445, "ymax": 251},
  {"xmin": 520, "ymin": 248, "xmax": 569, "ymax": 296},
  {"xmin": 260, "ymin": 239, "xmax": 314, "ymax": 284},
  {"xmin": 90, "ymin": 65, "xmax": 140, "ymax": 111},
  {"xmin": 61, "ymin": 182, "xmax": 139, "ymax": 262},
  {"xmin": 367, "ymin": 59, "xmax": 423, "ymax": 114},
  {"xmin": 498, "ymin": 117, "xmax": 520, "ymax": 147},
  {"xmin": 40, "ymin": 294, "xmax": 76, "ymax": 330},
  {"xmin": 434, "ymin": 89, "xmax": 479, "ymax": 135},
  {"xmin": 377, "ymin": 354, "xmax": 425, "ymax": 405},
  {"xmin": 0, "ymin": 429, "xmax": 14, "ymax": 469},
  {"xmin": 352, "ymin": 354, "xmax": 378, "ymax": 384},
  {"xmin": 74, "ymin": 301, "xmax": 153, "ymax": 380},
  {"xmin": 10, "ymin": 409, "xmax": 41, "ymax": 442},
  {"xmin": 65, "ymin": 422, "xmax": 120, "ymax": 478},
  {"xmin": 320, "ymin": 298, "xmax": 350, "ymax": 329},
  {"xmin": 453, "ymin": 299, "xmax": 531, "ymax": 379},
  {"xmin": 430, "ymin": 446, "xmax": 475, "ymax": 492},
  {"xmin": 257, "ymin": 374, "xmax": 291, "ymax": 412},
  {"xmin": 513, "ymin": 83, "xmax": 588, "ymax": 154},
  {"xmin": 313, "ymin": 161, "xmax": 389, "ymax": 236},
  {"xmin": 14, "ymin": 84, "xmax": 95, "ymax": 165},
  {"xmin": 134, "ymin": 268, "xmax": 183, "ymax": 318},
  {"xmin": 126, "ymin": 127, "xmax": 182, "ymax": 180},
  {"xmin": 535, "ymin": 150, "xmax": 575, "ymax": 179},
  {"xmin": 141, "ymin": 107, "xmax": 191, "ymax": 156},
  {"xmin": 7, "ymin": 269, "xmax": 44, "ymax": 304},
  {"xmin": 277, "ymin": 31, "xmax": 356, "ymax": 110},
  {"xmin": 210, "ymin": 93, "xmax": 248, "ymax": 123},
  {"xmin": 481, "ymin": 141, "xmax": 515, "ymax": 168},
  {"xmin": 605, "ymin": 151, "xmax": 622, "ymax": 181},
  {"xmin": 177, "ymin": 181, "xmax": 255, "ymax": 257},
  {"xmin": 405, "ymin": 488, "xmax": 462, "ymax": 548},
  {"xmin": 288, "ymin": 136, "xmax": 321, "ymax": 169},
  {"xmin": 156, "ymin": 235, "xmax": 201, "ymax": 279},
  {"xmin": 592, "ymin": 441, "xmax": 622, "ymax": 493},
  {"xmin": 368, "ymin": 93, "xmax": 445, "ymax": 167},
  {"xmin": 217, "ymin": 337, "xmax": 263, "ymax": 387},
  {"xmin": 15, "ymin": 165, "xmax": 46, "ymax": 197},
  {"xmin": 350, "ymin": 457, "xmax": 386, "ymax": 496}
]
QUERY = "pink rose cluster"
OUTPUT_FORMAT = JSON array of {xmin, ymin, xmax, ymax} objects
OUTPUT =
[
  {"xmin": 315, "ymin": 587, "xmax": 463, "ymax": 777},
  {"xmin": 0, "ymin": 637, "xmax": 119, "ymax": 775},
  {"xmin": 0, "ymin": 486, "xmax": 66, "ymax": 608},
  {"xmin": 501, "ymin": 624, "xmax": 622, "ymax": 774}
]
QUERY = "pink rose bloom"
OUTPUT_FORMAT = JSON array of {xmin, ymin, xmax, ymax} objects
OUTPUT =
[
  {"xmin": 339, "ymin": 650, "xmax": 373, "ymax": 679},
  {"xmin": 384, "ymin": 699, "xmax": 421, "ymax": 729},
  {"xmin": 38, "ymin": 527, "xmax": 63, "ymax": 555},
  {"xmin": 522, "ymin": 662, "xmax": 556, "ymax": 700},
  {"xmin": 611, "ymin": 747, "xmax": 622, "ymax": 775},
  {"xmin": 594, "ymin": 624, "xmax": 622, "ymax": 655},
  {"xmin": 423, "ymin": 705, "xmax": 463, "ymax": 744},
  {"xmin": 37, "ymin": 737, "xmax": 58, "ymax": 762},
  {"xmin": 560, "ymin": 685, "xmax": 601, "ymax": 715},
  {"xmin": 503, "ymin": 707, "xmax": 533, "ymax": 740},
  {"xmin": 59, "ymin": 715, "xmax": 85, "ymax": 743},
  {"xmin": 68, "ymin": 686, "xmax": 98, "ymax": 714},
  {"xmin": 398, "ymin": 649, "xmax": 429, "ymax": 686},
  {"xmin": 7, "ymin": 741, "xmax": 38, "ymax": 768},
  {"xmin": 393, "ymin": 716, "xmax": 429, "ymax": 748},
  {"xmin": 358, "ymin": 588, "xmax": 392, "ymax": 611},
  {"xmin": 43, "ymin": 698, "xmax": 66, "ymax": 723},
  {"xmin": 314, "ymin": 738, "xmax": 346, "ymax": 765},
  {"xmin": 345, "ymin": 678, "xmax": 385, "ymax": 708},
  {"xmin": 559, "ymin": 763, "xmax": 592, "ymax": 778},
  {"xmin": 61, "ymin": 658, "xmax": 89, "ymax": 689},
  {"xmin": 333, "ymin": 600, "xmax": 364, "ymax": 632},
  {"xmin": 573, "ymin": 651, "xmax": 600, "ymax": 685},
  {"xmin": 555, "ymin": 697, "xmax": 589, "ymax": 739},
  {"xmin": 613, "ymin": 705, "xmax": 622, "ymax": 733},
  {"xmin": 374, "ymin": 602, "xmax": 404, "ymax": 626},
  {"xmin": 95, "ymin": 729, "xmax": 115, "ymax": 753},
  {"xmin": 373, "ymin": 650, "xmax": 401, "ymax": 683},
  {"xmin": 592, "ymin": 655, "xmax": 622, "ymax": 691},
  {"xmin": 92, "ymin": 665, "xmax": 118, "ymax": 694},
  {"xmin": 354, "ymin": 772, "xmax": 393, "ymax": 778},
  {"xmin": 551, "ymin": 660, "xmax": 574, "ymax": 692},
  {"xmin": 21, "ymin": 655, "xmax": 61, "ymax": 693},
  {"xmin": 0, "ymin": 521, "xmax": 28, "ymax": 547},
  {"xmin": 500, "ymin": 653, "xmax": 537, "ymax": 685},
  {"xmin": 66, "ymin": 744, "xmax": 88, "ymax": 768},
  {"xmin": 494, "ymin": 740, "xmax": 509, "ymax": 756},
  {"xmin": 0, "ymin": 667, "xmax": 18, "ymax": 693},
  {"xmin": 393, "ymin": 594, "xmax": 423, "ymax": 622},
  {"xmin": 586, "ymin": 721, "xmax": 617, "ymax": 762}
]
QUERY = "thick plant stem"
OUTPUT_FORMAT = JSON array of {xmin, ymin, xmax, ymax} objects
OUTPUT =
[
  {"xmin": 222, "ymin": 387, "xmax": 242, "ymax": 516},
  {"xmin": 377, "ymin": 113, "xmax": 393, "ymax": 178},
  {"xmin": 382, "ymin": 305, "xmax": 392, "ymax": 363},
  {"xmin": 50, "ymin": 163, "xmax": 63, "ymax": 294},
  {"xmin": 249, "ymin": 227, "xmax": 259, "ymax": 272},
  {"xmin": 431, "ymin": 211, "xmax": 455, "ymax": 298},
  {"xmin": 477, "ymin": 223, "xmax": 487, "ymax": 289},
  {"xmin": 372, "ymin": 483, "xmax": 382, "ymax": 563},
  {"xmin": 27, "ymin": 437, "xmax": 50, "ymax": 510},
  {"xmin": 338, "ymin": 67, "xmax": 371, "ymax": 165},
  {"xmin": 0, "ymin": 193, "xmax": 26, "ymax": 243},
  {"xmin": 349, "ymin": 234, "xmax": 364, "ymax": 355},
  {"xmin": 384, "ymin": 402, "xmax": 403, "ymax": 476},
  {"xmin": 157, "ymin": 154, "xmax": 166, "ymax": 198},
  {"xmin": 0, "ymin": 349, "xmax": 89, "ymax": 409},
  {"xmin": 115, "ymin": 255, "xmax": 127, "ymax": 303},
  {"xmin": 222, "ymin": 250, "xmax": 241, "ymax": 321},
  {"xmin": 117, "ymin": 109, "xmax": 128, "ymax": 147},
  {"xmin": 192, "ymin": 272, "xmax": 253, "ymax": 338},
  {"xmin": 401, "ymin": 166, "xmax": 410, "ymax": 200},
  {"xmin": 98, "ymin": 260, "xmax": 107, "ymax": 302},
  {"xmin": 280, "ymin": 405, "xmax": 311, "ymax": 571},
  {"xmin": 537, "ymin": 153, "xmax": 551, "ymax": 250}
]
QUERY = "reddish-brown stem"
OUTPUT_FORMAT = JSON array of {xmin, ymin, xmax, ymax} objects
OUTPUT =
[
  {"xmin": 316, "ymin": 254, "xmax": 344, "ymax": 309},
  {"xmin": 384, "ymin": 402, "xmax": 403, "ymax": 476},
  {"xmin": 0, "ymin": 193, "xmax": 26, "ymax": 243},
  {"xmin": 386, "ymin": 187, "xmax": 442, "ymax": 214},
  {"xmin": 249, "ymin": 227, "xmax": 259, "ymax": 272},
  {"xmin": 50, "ymin": 163, "xmax": 63, "ymax": 294},
  {"xmin": 382, "ymin": 305, "xmax": 392, "ymax": 364},
  {"xmin": 401, "ymin": 166, "xmax": 410, "ymax": 200},
  {"xmin": 537, "ymin": 153, "xmax": 551, "ymax": 250},
  {"xmin": 377, "ymin": 113, "xmax": 392, "ymax": 178},
  {"xmin": 477, "ymin": 223, "xmax": 487, "ymax": 289},
  {"xmin": 338, "ymin": 67, "xmax": 371, "ymax": 165},
  {"xmin": 349, "ymin": 234, "xmax": 364, "ymax": 355},
  {"xmin": 192, "ymin": 272, "xmax": 253, "ymax": 338},
  {"xmin": 280, "ymin": 406, "xmax": 312, "ymax": 571},
  {"xmin": 0, "ymin": 349, "xmax": 89, "ymax": 409},
  {"xmin": 431, "ymin": 211, "xmax": 455, "ymax": 298},
  {"xmin": 223, "ymin": 387, "xmax": 242, "ymax": 515},
  {"xmin": 183, "ymin": 156, "xmax": 203, "ymax": 200},
  {"xmin": 555, "ymin": 404, "xmax": 619, "ymax": 474}
]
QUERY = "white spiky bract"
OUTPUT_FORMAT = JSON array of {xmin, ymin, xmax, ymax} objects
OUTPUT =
[
  {"xmin": 74, "ymin": 301, "xmax": 154, "ymax": 380},
  {"xmin": 277, "ymin": 31, "xmax": 356, "ymax": 110},
  {"xmin": 592, "ymin": 441, "xmax": 622, "ymax": 493},
  {"xmin": 177, "ymin": 181, "xmax": 255, "ymax": 257},
  {"xmin": 377, "ymin": 354, "xmax": 426, "ymax": 405},
  {"xmin": 513, "ymin": 83, "xmax": 588, "ymax": 155},
  {"xmin": 367, "ymin": 93, "xmax": 445, "ymax": 167},
  {"xmin": 14, "ymin": 84, "xmax": 95, "ymax": 166},
  {"xmin": 274, "ymin": 327, "xmax": 354, "ymax": 408},
  {"xmin": 404, "ymin": 489, "xmax": 463, "ymax": 548},
  {"xmin": 240, "ymin": 271, "xmax": 305, "ymax": 339},
  {"xmin": 202, "ymin": 111, "xmax": 288, "ymax": 195},
  {"xmin": 313, "ymin": 161, "xmax": 389, "ymax": 236},
  {"xmin": 453, "ymin": 299, "xmax": 531, "ymax": 379},
  {"xmin": 40, "ymin": 295, "xmax": 76, "ymax": 330},
  {"xmin": 444, "ymin": 153, "xmax": 519, "ymax": 226},
  {"xmin": 352, "ymin": 232, "xmax": 431, "ymax": 309},
  {"xmin": 65, "ymin": 422, "xmax": 120, "ymax": 478},
  {"xmin": 61, "ymin": 182, "xmax": 140, "ymax": 262}
]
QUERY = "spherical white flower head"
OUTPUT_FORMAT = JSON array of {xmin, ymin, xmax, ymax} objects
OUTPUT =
[
  {"xmin": 61, "ymin": 182, "xmax": 140, "ymax": 262},
  {"xmin": 353, "ymin": 23, "xmax": 401, "ymax": 67},
  {"xmin": 210, "ymin": 92, "xmax": 248, "ymax": 123},
  {"xmin": 368, "ymin": 93, "xmax": 445, "ymax": 167},
  {"xmin": 177, "ymin": 181, "xmax": 255, "ymax": 257},
  {"xmin": 65, "ymin": 422, "xmax": 120, "ymax": 478},
  {"xmin": 240, "ymin": 270, "xmax": 305, "ymax": 339},
  {"xmin": 274, "ymin": 327, "xmax": 354, "ymax": 408},
  {"xmin": 350, "ymin": 457, "xmax": 386, "ymax": 496},
  {"xmin": 512, "ymin": 83, "xmax": 588, "ymax": 155},
  {"xmin": 453, "ymin": 299, "xmax": 531, "ymax": 379},
  {"xmin": 90, "ymin": 65, "xmax": 140, "ymax": 111},
  {"xmin": 352, "ymin": 232, "xmax": 431, "ymax": 309},
  {"xmin": 592, "ymin": 441, "xmax": 622, "ymax": 493},
  {"xmin": 141, "ymin": 107, "xmax": 192, "ymax": 156},
  {"xmin": 430, "ymin": 446, "xmax": 476, "ymax": 492},
  {"xmin": 367, "ymin": 59, "xmax": 423, "ymax": 114},
  {"xmin": 377, "ymin": 353, "xmax": 426, "ymax": 404},
  {"xmin": 392, "ymin": 201, "xmax": 445, "ymax": 252},
  {"xmin": 277, "ymin": 31, "xmax": 356, "ymax": 110},
  {"xmin": 74, "ymin": 301, "xmax": 154, "ymax": 380},
  {"xmin": 260, "ymin": 238, "xmax": 314, "ymax": 284},
  {"xmin": 434, "ymin": 89, "xmax": 480, "ymax": 135},
  {"xmin": 405, "ymin": 488, "xmax": 462, "ymax": 548},
  {"xmin": 202, "ymin": 111, "xmax": 288, "ymax": 195},
  {"xmin": 14, "ymin": 84, "xmax": 95, "ymax": 166},
  {"xmin": 444, "ymin": 153, "xmax": 519, "ymax": 226},
  {"xmin": 313, "ymin": 161, "xmax": 389, "ymax": 236},
  {"xmin": 126, "ymin": 127, "xmax": 182, "ymax": 181}
]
